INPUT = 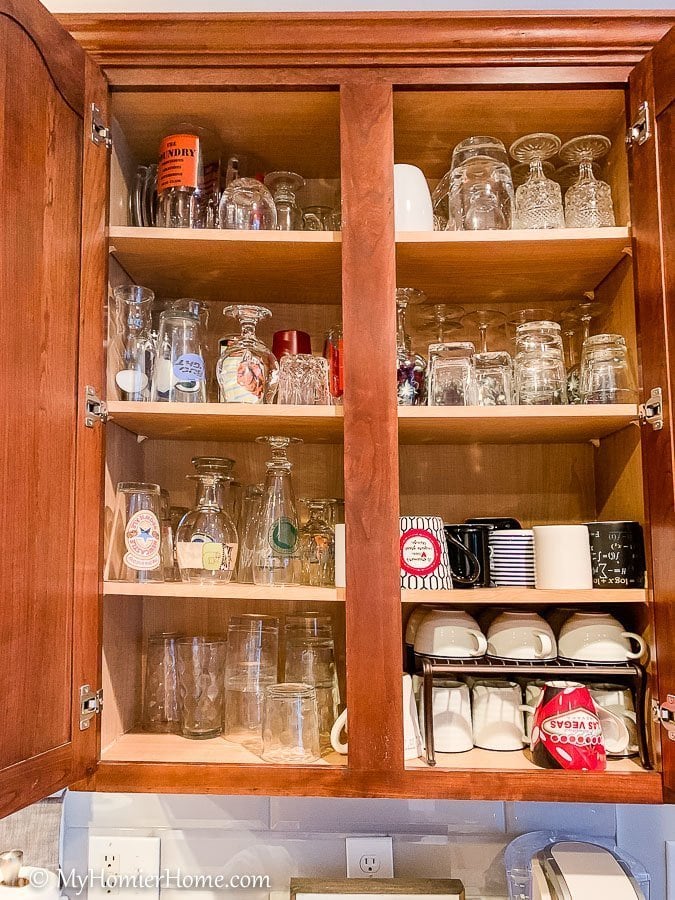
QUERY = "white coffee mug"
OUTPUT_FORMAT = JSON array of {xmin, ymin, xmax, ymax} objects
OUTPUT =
[
  {"xmin": 486, "ymin": 610, "xmax": 557, "ymax": 660},
  {"xmin": 533, "ymin": 525, "xmax": 593, "ymax": 589},
  {"xmin": 471, "ymin": 680, "xmax": 527, "ymax": 751},
  {"xmin": 330, "ymin": 674, "xmax": 423, "ymax": 760},
  {"xmin": 405, "ymin": 606, "xmax": 432, "ymax": 647},
  {"xmin": 594, "ymin": 704, "xmax": 632, "ymax": 755},
  {"xmin": 590, "ymin": 683, "xmax": 639, "ymax": 756},
  {"xmin": 394, "ymin": 164, "xmax": 434, "ymax": 231},
  {"xmin": 418, "ymin": 680, "xmax": 473, "ymax": 753},
  {"xmin": 558, "ymin": 611, "xmax": 646, "ymax": 663},
  {"xmin": 414, "ymin": 609, "xmax": 488, "ymax": 658},
  {"xmin": 522, "ymin": 680, "xmax": 546, "ymax": 740}
]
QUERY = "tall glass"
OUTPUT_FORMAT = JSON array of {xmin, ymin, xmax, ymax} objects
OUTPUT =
[
  {"xmin": 111, "ymin": 285, "xmax": 155, "ymax": 401},
  {"xmin": 299, "ymin": 500, "xmax": 335, "ymax": 587},
  {"xmin": 152, "ymin": 310, "xmax": 207, "ymax": 402},
  {"xmin": 252, "ymin": 436, "xmax": 302, "ymax": 586},
  {"xmin": 217, "ymin": 305, "xmax": 279, "ymax": 404},
  {"xmin": 427, "ymin": 342, "xmax": 476, "ymax": 406},
  {"xmin": 175, "ymin": 475, "xmax": 238, "ymax": 584},
  {"xmin": 236, "ymin": 484, "xmax": 264, "ymax": 584},
  {"xmin": 142, "ymin": 632, "xmax": 180, "ymax": 733},
  {"xmin": 156, "ymin": 124, "xmax": 220, "ymax": 229},
  {"xmin": 106, "ymin": 482, "xmax": 163, "ymax": 583},
  {"xmin": 284, "ymin": 632, "xmax": 340, "ymax": 754},
  {"xmin": 261, "ymin": 684, "xmax": 321, "ymax": 763},
  {"xmin": 176, "ymin": 637, "xmax": 227, "ymax": 739}
]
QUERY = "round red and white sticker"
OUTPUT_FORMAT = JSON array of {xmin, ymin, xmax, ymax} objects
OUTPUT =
[{"xmin": 400, "ymin": 529, "xmax": 442, "ymax": 577}]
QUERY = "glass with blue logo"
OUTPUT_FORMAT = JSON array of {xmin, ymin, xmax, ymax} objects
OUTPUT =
[{"xmin": 151, "ymin": 308, "xmax": 207, "ymax": 402}]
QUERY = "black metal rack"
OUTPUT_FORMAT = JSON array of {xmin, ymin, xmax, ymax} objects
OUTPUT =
[{"xmin": 414, "ymin": 654, "xmax": 650, "ymax": 769}]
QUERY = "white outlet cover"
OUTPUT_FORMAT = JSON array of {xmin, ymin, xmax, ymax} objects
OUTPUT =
[
  {"xmin": 346, "ymin": 837, "xmax": 394, "ymax": 878},
  {"xmin": 88, "ymin": 835, "xmax": 160, "ymax": 900}
]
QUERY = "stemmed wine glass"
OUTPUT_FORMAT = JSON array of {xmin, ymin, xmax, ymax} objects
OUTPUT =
[
  {"xmin": 509, "ymin": 133, "xmax": 565, "ymax": 229},
  {"xmin": 462, "ymin": 308, "xmax": 507, "ymax": 353},
  {"xmin": 559, "ymin": 135, "xmax": 616, "ymax": 227},
  {"xmin": 561, "ymin": 298, "xmax": 608, "ymax": 402},
  {"xmin": 217, "ymin": 305, "xmax": 279, "ymax": 404},
  {"xmin": 396, "ymin": 288, "xmax": 427, "ymax": 405},
  {"xmin": 264, "ymin": 171, "xmax": 305, "ymax": 230},
  {"xmin": 412, "ymin": 303, "xmax": 465, "ymax": 349}
]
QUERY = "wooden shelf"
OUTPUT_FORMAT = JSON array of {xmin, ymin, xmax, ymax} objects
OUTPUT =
[
  {"xmin": 109, "ymin": 227, "xmax": 342, "ymax": 306},
  {"xmin": 402, "ymin": 587, "xmax": 647, "ymax": 604},
  {"xmin": 396, "ymin": 228, "xmax": 631, "ymax": 304},
  {"xmin": 398, "ymin": 404, "xmax": 638, "ymax": 444},
  {"xmin": 107, "ymin": 401, "xmax": 343, "ymax": 442},
  {"xmin": 406, "ymin": 747, "xmax": 646, "ymax": 772},
  {"xmin": 102, "ymin": 732, "xmax": 346, "ymax": 766},
  {"xmin": 103, "ymin": 581, "xmax": 344, "ymax": 601}
]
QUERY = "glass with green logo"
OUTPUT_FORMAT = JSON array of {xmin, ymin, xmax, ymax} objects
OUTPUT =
[{"xmin": 252, "ymin": 436, "xmax": 302, "ymax": 586}]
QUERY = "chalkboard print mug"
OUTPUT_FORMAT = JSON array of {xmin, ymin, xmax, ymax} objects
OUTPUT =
[
  {"xmin": 400, "ymin": 516, "xmax": 452, "ymax": 590},
  {"xmin": 585, "ymin": 520, "xmax": 646, "ymax": 589}
]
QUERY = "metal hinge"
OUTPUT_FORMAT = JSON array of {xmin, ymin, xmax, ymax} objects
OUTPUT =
[
  {"xmin": 84, "ymin": 386, "xmax": 107, "ymax": 428},
  {"xmin": 626, "ymin": 101, "xmax": 652, "ymax": 147},
  {"xmin": 654, "ymin": 696, "xmax": 675, "ymax": 741},
  {"xmin": 79, "ymin": 684, "xmax": 103, "ymax": 730},
  {"xmin": 639, "ymin": 386, "xmax": 663, "ymax": 431},
  {"xmin": 91, "ymin": 103, "xmax": 112, "ymax": 150}
]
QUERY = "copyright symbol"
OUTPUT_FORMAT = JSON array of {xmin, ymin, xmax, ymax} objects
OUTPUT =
[{"xmin": 29, "ymin": 869, "xmax": 49, "ymax": 889}]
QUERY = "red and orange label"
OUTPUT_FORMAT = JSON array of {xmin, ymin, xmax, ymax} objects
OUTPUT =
[{"xmin": 157, "ymin": 133, "xmax": 200, "ymax": 192}]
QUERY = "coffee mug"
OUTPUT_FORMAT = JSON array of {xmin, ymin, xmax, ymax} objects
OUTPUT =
[
  {"xmin": 528, "ymin": 681, "xmax": 606, "ymax": 771},
  {"xmin": 590, "ymin": 683, "xmax": 638, "ymax": 757},
  {"xmin": 466, "ymin": 516, "xmax": 521, "ymax": 530},
  {"xmin": 533, "ymin": 525, "xmax": 593, "ymax": 589},
  {"xmin": 404, "ymin": 605, "xmax": 432, "ymax": 669},
  {"xmin": 400, "ymin": 516, "xmax": 452, "ymax": 590},
  {"xmin": 522, "ymin": 680, "xmax": 546, "ymax": 740},
  {"xmin": 330, "ymin": 674, "xmax": 423, "ymax": 760},
  {"xmin": 394, "ymin": 164, "xmax": 434, "ymax": 231},
  {"xmin": 444, "ymin": 524, "xmax": 490, "ymax": 589},
  {"xmin": 557, "ymin": 612, "xmax": 646, "ymax": 663},
  {"xmin": 471, "ymin": 680, "xmax": 527, "ymax": 751},
  {"xmin": 585, "ymin": 521, "xmax": 646, "ymax": 589},
  {"xmin": 545, "ymin": 606, "xmax": 579, "ymax": 636},
  {"xmin": 486, "ymin": 610, "xmax": 557, "ymax": 660},
  {"xmin": 414, "ymin": 609, "xmax": 488, "ymax": 658},
  {"xmin": 418, "ymin": 679, "xmax": 473, "ymax": 753}
]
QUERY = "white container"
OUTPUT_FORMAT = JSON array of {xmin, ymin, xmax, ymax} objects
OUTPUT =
[
  {"xmin": 394, "ymin": 164, "xmax": 434, "ymax": 231},
  {"xmin": 533, "ymin": 524, "xmax": 593, "ymax": 589}
]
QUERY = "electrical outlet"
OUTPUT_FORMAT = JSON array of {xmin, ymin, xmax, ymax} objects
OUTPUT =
[
  {"xmin": 346, "ymin": 837, "xmax": 394, "ymax": 878},
  {"xmin": 88, "ymin": 835, "xmax": 160, "ymax": 900}
]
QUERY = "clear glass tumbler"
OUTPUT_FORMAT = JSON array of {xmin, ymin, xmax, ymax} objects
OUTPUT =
[
  {"xmin": 152, "ymin": 310, "xmax": 207, "ymax": 402},
  {"xmin": 515, "ymin": 349, "xmax": 568, "ymax": 405},
  {"xmin": 474, "ymin": 350, "xmax": 514, "ymax": 405},
  {"xmin": 176, "ymin": 636, "xmax": 227, "ymax": 739},
  {"xmin": 298, "ymin": 500, "xmax": 335, "ymax": 586},
  {"xmin": 111, "ymin": 285, "xmax": 155, "ymax": 401},
  {"xmin": 235, "ymin": 484, "xmax": 264, "ymax": 584},
  {"xmin": 427, "ymin": 342, "xmax": 476, "ymax": 406},
  {"xmin": 284, "ymin": 633, "xmax": 340, "ymax": 754},
  {"xmin": 278, "ymin": 354, "xmax": 331, "ymax": 405},
  {"xmin": 218, "ymin": 177, "xmax": 277, "ymax": 230},
  {"xmin": 580, "ymin": 334, "xmax": 638, "ymax": 403},
  {"xmin": 106, "ymin": 482, "xmax": 164, "ymax": 583},
  {"xmin": 261, "ymin": 683, "xmax": 321, "ymax": 763},
  {"xmin": 142, "ymin": 632, "xmax": 180, "ymax": 733},
  {"xmin": 156, "ymin": 124, "xmax": 220, "ymax": 229}
]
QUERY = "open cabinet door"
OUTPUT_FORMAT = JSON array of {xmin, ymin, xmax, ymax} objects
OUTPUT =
[
  {"xmin": 628, "ymin": 26, "xmax": 675, "ymax": 798},
  {"xmin": 0, "ymin": 0, "xmax": 108, "ymax": 817}
]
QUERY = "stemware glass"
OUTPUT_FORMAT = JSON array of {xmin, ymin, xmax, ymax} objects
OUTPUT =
[
  {"xmin": 462, "ymin": 308, "xmax": 507, "ymax": 353},
  {"xmin": 175, "ymin": 474, "xmax": 238, "ymax": 584},
  {"xmin": 299, "ymin": 499, "xmax": 335, "ymax": 587},
  {"xmin": 509, "ymin": 133, "xmax": 565, "ymax": 229},
  {"xmin": 554, "ymin": 161, "xmax": 601, "ymax": 194},
  {"xmin": 411, "ymin": 303, "xmax": 465, "ymax": 350},
  {"xmin": 511, "ymin": 160, "xmax": 555, "ymax": 189},
  {"xmin": 218, "ymin": 177, "xmax": 277, "ymax": 230},
  {"xmin": 396, "ymin": 288, "xmax": 427, "ymax": 405},
  {"xmin": 191, "ymin": 455, "xmax": 237, "ymax": 521},
  {"xmin": 217, "ymin": 305, "xmax": 279, "ymax": 404},
  {"xmin": 252, "ymin": 436, "xmax": 302, "ymax": 586},
  {"xmin": 111, "ymin": 285, "xmax": 155, "ymax": 401},
  {"xmin": 264, "ymin": 171, "xmax": 305, "ymax": 230},
  {"xmin": 559, "ymin": 134, "xmax": 616, "ymax": 227},
  {"xmin": 151, "ymin": 309, "xmax": 207, "ymax": 403}
]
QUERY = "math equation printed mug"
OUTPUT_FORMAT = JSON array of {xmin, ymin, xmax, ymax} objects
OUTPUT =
[{"xmin": 400, "ymin": 516, "xmax": 453, "ymax": 590}]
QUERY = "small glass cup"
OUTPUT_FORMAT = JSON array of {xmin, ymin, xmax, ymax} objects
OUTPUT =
[
  {"xmin": 106, "ymin": 482, "xmax": 164, "ymax": 583},
  {"xmin": 264, "ymin": 171, "xmax": 305, "ymax": 230},
  {"xmin": 278, "ymin": 354, "xmax": 331, "ymax": 405},
  {"xmin": 151, "ymin": 310, "xmax": 207, "ymax": 403},
  {"xmin": 324, "ymin": 325, "xmax": 344, "ymax": 405},
  {"xmin": 474, "ymin": 350, "xmax": 514, "ymax": 406},
  {"xmin": 298, "ymin": 500, "xmax": 335, "ymax": 586},
  {"xmin": 302, "ymin": 205, "xmax": 334, "ymax": 231},
  {"xmin": 427, "ymin": 341, "xmax": 476, "ymax": 406},
  {"xmin": 284, "ymin": 633, "xmax": 340, "ymax": 755},
  {"xmin": 515, "ymin": 349, "xmax": 568, "ymax": 405},
  {"xmin": 218, "ymin": 177, "xmax": 277, "ymax": 230},
  {"xmin": 261, "ymin": 683, "xmax": 321, "ymax": 763},
  {"xmin": 580, "ymin": 334, "xmax": 638, "ymax": 404},
  {"xmin": 142, "ymin": 632, "xmax": 181, "ymax": 734},
  {"xmin": 176, "ymin": 636, "xmax": 227, "ymax": 739}
]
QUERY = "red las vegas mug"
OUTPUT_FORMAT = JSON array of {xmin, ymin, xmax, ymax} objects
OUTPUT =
[{"xmin": 529, "ymin": 681, "xmax": 606, "ymax": 771}]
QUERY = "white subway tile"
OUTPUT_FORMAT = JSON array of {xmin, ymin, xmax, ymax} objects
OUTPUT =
[{"xmin": 505, "ymin": 802, "xmax": 616, "ymax": 838}]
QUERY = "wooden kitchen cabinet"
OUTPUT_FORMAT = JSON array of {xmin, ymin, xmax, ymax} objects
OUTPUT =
[{"xmin": 1, "ymin": 0, "xmax": 675, "ymax": 816}]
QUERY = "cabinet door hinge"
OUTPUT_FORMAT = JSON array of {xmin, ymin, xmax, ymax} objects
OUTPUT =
[
  {"xmin": 79, "ymin": 684, "xmax": 103, "ymax": 730},
  {"xmin": 84, "ymin": 385, "xmax": 107, "ymax": 428},
  {"xmin": 91, "ymin": 103, "xmax": 112, "ymax": 150},
  {"xmin": 626, "ymin": 101, "xmax": 652, "ymax": 147},
  {"xmin": 639, "ymin": 386, "xmax": 663, "ymax": 431}
]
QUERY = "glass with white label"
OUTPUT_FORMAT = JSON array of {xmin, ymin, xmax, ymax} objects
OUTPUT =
[
  {"xmin": 105, "ymin": 482, "xmax": 164, "ymax": 583},
  {"xmin": 111, "ymin": 285, "xmax": 155, "ymax": 401},
  {"xmin": 151, "ymin": 309, "xmax": 207, "ymax": 402},
  {"xmin": 175, "ymin": 474, "xmax": 238, "ymax": 584}
]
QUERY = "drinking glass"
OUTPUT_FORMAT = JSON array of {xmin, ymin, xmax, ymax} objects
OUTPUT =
[
  {"xmin": 561, "ymin": 299, "xmax": 608, "ymax": 403},
  {"xmin": 176, "ymin": 636, "xmax": 227, "ymax": 739},
  {"xmin": 559, "ymin": 134, "xmax": 616, "ymax": 227},
  {"xmin": 509, "ymin": 133, "xmax": 565, "ymax": 229},
  {"xmin": 191, "ymin": 455, "xmax": 236, "ymax": 512},
  {"xmin": 302, "ymin": 205, "xmax": 334, "ymax": 231},
  {"xmin": 175, "ymin": 474, "xmax": 238, "ymax": 584},
  {"xmin": 514, "ymin": 350, "xmax": 568, "ymax": 405},
  {"xmin": 278, "ymin": 354, "xmax": 331, "ymax": 405},
  {"xmin": 111, "ymin": 285, "xmax": 155, "ymax": 401},
  {"xmin": 151, "ymin": 310, "xmax": 207, "ymax": 402},
  {"xmin": 218, "ymin": 177, "xmax": 277, "ymax": 230},
  {"xmin": 235, "ymin": 483, "xmax": 264, "ymax": 583},
  {"xmin": 285, "ymin": 614, "xmax": 333, "ymax": 638},
  {"xmin": 106, "ymin": 482, "xmax": 163, "ymax": 583},
  {"xmin": 142, "ymin": 632, "xmax": 180, "ymax": 733},
  {"xmin": 159, "ymin": 489, "xmax": 179, "ymax": 581},
  {"xmin": 432, "ymin": 136, "xmax": 514, "ymax": 231},
  {"xmin": 156, "ymin": 124, "xmax": 220, "ymax": 229},
  {"xmin": 462, "ymin": 308, "xmax": 506, "ymax": 353},
  {"xmin": 324, "ymin": 325, "xmax": 344, "ymax": 405},
  {"xmin": 412, "ymin": 303, "xmax": 464, "ymax": 349},
  {"xmin": 252, "ymin": 436, "xmax": 302, "ymax": 586},
  {"xmin": 261, "ymin": 684, "xmax": 321, "ymax": 763},
  {"xmin": 396, "ymin": 288, "xmax": 427, "ymax": 405},
  {"xmin": 580, "ymin": 334, "xmax": 638, "ymax": 403},
  {"xmin": 217, "ymin": 305, "xmax": 279, "ymax": 404},
  {"xmin": 474, "ymin": 350, "xmax": 514, "ymax": 405},
  {"xmin": 299, "ymin": 499, "xmax": 335, "ymax": 586},
  {"xmin": 223, "ymin": 615, "xmax": 279, "ymax": 751},
  {"xmin": 264, "ymin": 171, "xmax": 305, "ymax": 230},
  {"xmin": 284, "ymin": 633, "xmax": 340, "ymax": 754},
  {"xmin": 427, "ymin": 341, "xmax": 476, "ymax": 406}
]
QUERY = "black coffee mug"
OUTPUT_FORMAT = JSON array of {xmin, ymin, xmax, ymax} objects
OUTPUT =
[
  {"xmin": 466, "ymin": 516, "xmax": 521, "ymax": 530},
  {"xmin": 585, "ymin": 521, "xmax": 646, "ymax": 589},
  {"xmin": 444, "ymin": 524, "xmax": 491, "ymax": 589}
]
